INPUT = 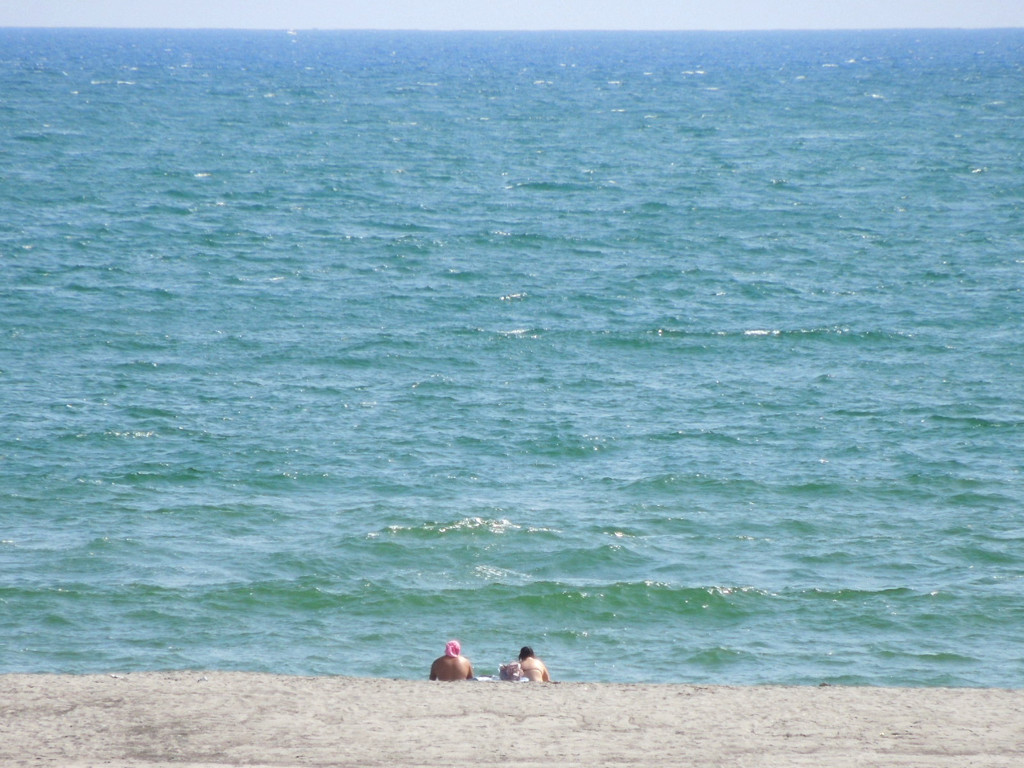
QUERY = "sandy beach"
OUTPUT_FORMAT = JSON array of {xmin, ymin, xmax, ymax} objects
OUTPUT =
[{"xmin": 1, "ymin": 672, "xmax": 1021, "ymax": 767}]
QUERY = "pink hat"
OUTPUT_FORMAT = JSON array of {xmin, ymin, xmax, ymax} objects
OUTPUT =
[{"xmin": 445, "ymin": 640, "xmax": 461, "ymax": 657}]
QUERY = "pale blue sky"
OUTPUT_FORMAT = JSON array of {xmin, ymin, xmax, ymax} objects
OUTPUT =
[{"xmin": 2, "ymin": 0, "xmax": 1023, "ymax": 31}]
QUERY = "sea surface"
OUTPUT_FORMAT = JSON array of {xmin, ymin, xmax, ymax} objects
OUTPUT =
[{"xmin": 2, "ymin": 28, "xmax": 1023, "ymax": 686}]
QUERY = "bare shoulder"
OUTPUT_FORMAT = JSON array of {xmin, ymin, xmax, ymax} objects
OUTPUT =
[{"xmin": 521, "ymin": 657, "xmax": 551, "ymax": 682}]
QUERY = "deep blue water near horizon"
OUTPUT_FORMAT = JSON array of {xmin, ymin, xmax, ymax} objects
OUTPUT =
[{"xmin": 2, "ymin": 28, "xmax": 1023, "ymax": 687}]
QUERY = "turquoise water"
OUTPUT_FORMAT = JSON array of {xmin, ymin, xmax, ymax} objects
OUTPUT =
[{"xmin": 2, "ymin": 28, "xmax": 1023, "ymax": 686}]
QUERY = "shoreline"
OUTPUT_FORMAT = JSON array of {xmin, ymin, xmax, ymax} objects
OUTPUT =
[{"xmin": 2, "ymin": 672, "xmax": 1022, "ymax": 767}]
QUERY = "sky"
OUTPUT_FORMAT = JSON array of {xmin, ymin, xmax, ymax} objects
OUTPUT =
[{"xmin": 1, "ymin": 0, "xmax": 1023, "ymax": 31}]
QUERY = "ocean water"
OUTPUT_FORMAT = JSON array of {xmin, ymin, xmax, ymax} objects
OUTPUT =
[{"xmin": 2, "ymin": 28, "xmax": 1023, "ymax": 687}]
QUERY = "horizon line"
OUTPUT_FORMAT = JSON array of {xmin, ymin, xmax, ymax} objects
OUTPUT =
[{"xmin": 2, "ymin": 25, "xmax": 1023, "ymax": 33}]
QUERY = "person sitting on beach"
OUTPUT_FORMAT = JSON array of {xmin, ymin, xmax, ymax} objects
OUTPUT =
[
  {"xmin": 517, "ymin": 646, "xmax": 551, "ymax": 682},
  {"xmin": 429, "ymin": 640, "xmax": 474, "ymax": 681}
]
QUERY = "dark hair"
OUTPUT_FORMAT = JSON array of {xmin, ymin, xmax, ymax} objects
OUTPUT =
[{"xmin": 519, "ymin": 646, "xmax": 534, "ymax": 660}]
